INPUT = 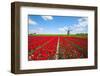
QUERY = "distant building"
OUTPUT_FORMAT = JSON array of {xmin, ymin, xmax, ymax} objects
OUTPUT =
[{"xmin": 33, "ymin": 32, "xmax": 36, "ymax": 34}]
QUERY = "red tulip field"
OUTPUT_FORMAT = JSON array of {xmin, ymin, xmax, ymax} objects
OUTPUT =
[{"xmin": 28, "ymin": 35, "xmax": 88, "ymax": 61}]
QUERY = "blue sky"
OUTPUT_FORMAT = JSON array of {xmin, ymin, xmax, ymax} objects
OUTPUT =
[{"xmin": 28, "ymin": 15, "xmax": 88, "ymax": 34}]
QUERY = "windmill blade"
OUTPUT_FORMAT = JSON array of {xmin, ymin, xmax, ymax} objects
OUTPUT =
[
  {"xmin": 64, "ymin": 28, "xmax": 68, "ymax": 31},
  {"xmin": 65, "ymin": 29, "xmax": 68, "ymax": 31}
]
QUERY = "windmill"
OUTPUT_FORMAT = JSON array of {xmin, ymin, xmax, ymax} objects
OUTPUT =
[{"xmin": 64, "ymin": 26, "xmax": 72, "ymax": 35}]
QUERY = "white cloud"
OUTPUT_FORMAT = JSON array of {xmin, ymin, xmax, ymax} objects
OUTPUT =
[
  {"xmin": 37, "ymin": 28, "xmax": 44, "ymax": 32},
  {"xmin": 58, "ymin": 17, "xmax": 88, "ymax": 34},
  {"xmin": 41, "ymin": 16, "xmax": 53, "ymax": 21},
  {"xmin": 78, "ymin": 18, "xmax": 87, "ymax": 22},
  {"xmin": 58, "ymin": 26, "xmax": 68, "ymax": 33},
  {"xmin": 78, "ymin": 18, "xmax": 88, "ymax": 27},
  {"xmin": 72, "ymin": 18, "xmax": 88, "ymax": 34},
  {"xmin": 28, "ymin": 18, "xmax": 37, "ymax": 25},
  {"xmin": 58, "ymin": 28, "xmax": 65, "ymax": 32},
  {"xmin": 58, "ymin": 25, "xmax": 73, "ymax": 33},
  {"xmin": 29, "ymin": 27, "xmax": 44, "ymax": 34}
]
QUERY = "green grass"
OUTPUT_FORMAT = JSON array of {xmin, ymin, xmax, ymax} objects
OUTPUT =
[
  {"xmin": 30, "ymin": 34, "xmax": 68, "ymax": 36},
  {"xmin": 29, "ymin": 34, "xmax": 88, "ymax": 38}
]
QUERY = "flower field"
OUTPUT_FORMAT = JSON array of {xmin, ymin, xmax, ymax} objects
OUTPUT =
[{"xmin": 28, "ymin": 35, "xmax": 88, "ymax": 61}]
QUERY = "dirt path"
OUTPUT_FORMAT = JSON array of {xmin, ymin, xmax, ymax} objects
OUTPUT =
[{"xmin": 55, "ymin": 37, "xmax": 60, "ymax": 59}]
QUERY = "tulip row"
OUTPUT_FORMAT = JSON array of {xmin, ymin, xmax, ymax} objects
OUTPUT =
[
  {"xmin": 59, "ymin": 36, "xmax": 88, "ymax": 59},
  {"xmin": 28, "ymin": 36, "xmax": 58, "ymax": 60}
]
